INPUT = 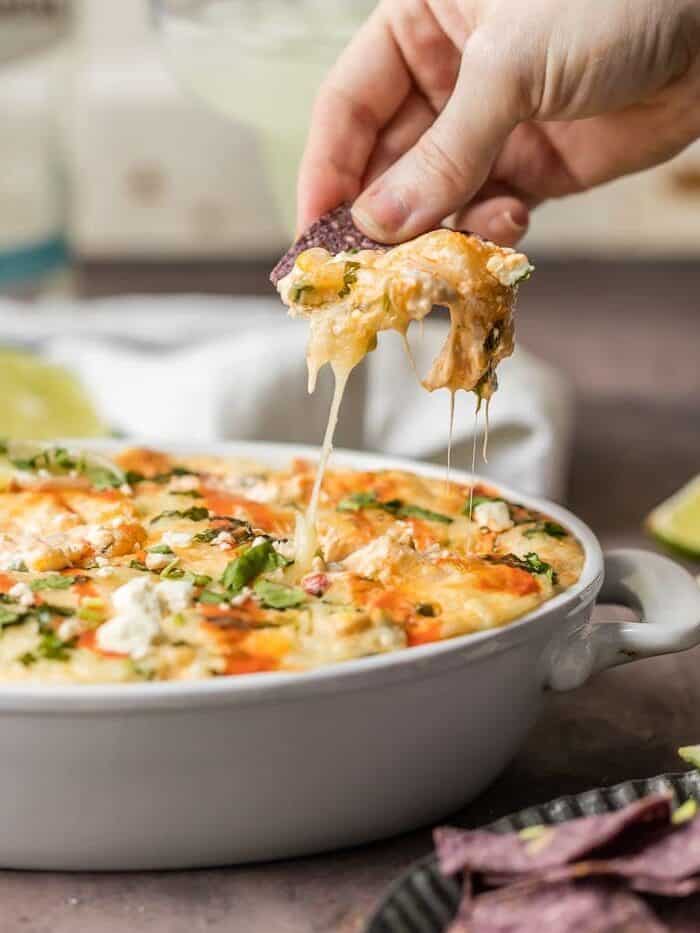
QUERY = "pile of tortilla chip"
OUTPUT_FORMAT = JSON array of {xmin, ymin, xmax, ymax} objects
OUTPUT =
[{"xmin": 435, "ymin": 793, "xmax": 700, "ymax": 931}]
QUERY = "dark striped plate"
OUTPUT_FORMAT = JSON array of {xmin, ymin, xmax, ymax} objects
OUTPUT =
[{"xmin": 367, "ymin": 770, "xmax": 700, "ymax": 933}]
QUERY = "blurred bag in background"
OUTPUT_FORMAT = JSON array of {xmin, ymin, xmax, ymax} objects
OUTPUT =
[{"xmin": 0, "ymin": 0, "xmax": 73, "ymax": 300}]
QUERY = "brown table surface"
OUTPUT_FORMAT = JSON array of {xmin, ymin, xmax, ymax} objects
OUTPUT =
[{"xmin": 3, "ymin": 259, "xmax": 699, "ymax": 932}]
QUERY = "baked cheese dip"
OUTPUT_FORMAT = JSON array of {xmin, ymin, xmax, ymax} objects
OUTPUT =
[{"xmin": 0, "ymin": 442, "xmax": 583, "ymax": 684}]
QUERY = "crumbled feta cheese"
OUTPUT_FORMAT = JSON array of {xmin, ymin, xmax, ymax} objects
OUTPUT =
[
  {"xmin": 342, "ymin": 525, "xmax": 413, "ymax": 583},
  {"xmin": 215, "ymin": 531, "xmax": 234, "ymax": 549},
  {"xmin": 486, "ymin": 250, "xmax": 532, "ymax": 287},
  {"xmin": 161, "ymin": 530, "xmax": 193, "ymax": 549},
  {"xmin": 112, "ymin": 575, "xmax": 161, "ymax": 618},
  {"xmin": 230, "ymin": 587, "xmax": 252, "ymax": 607},
  {"xmin": 96, "ymin": 615, "xmax": 160, "ymax": 659},
  {"xmin": 95, "ymin": 556, "xmax": 110, "ymax": 567},
  {"xmin": 8, "ymin": 582, "xmax": 34, "ymax": 608},
  {"xmin": 155, "ymin": 579, "xmax": 194, "ymax": 614},
  {"xmin": 57, "ymin": 618, "xmax": 81, "ymax": 642},
  {"xmin": 84, "ymin": 525, "xmax": 114, "ymax": 552},
  {"xmin": 169, "ymin": 475, "xmax": 199, "ymax": 493},
  {"xmin": 272, "ymin": 539, "xmax": 295, "ymax": 561},
  {"xmin": 2, "ymin": 555, "xmax": 27, "ymax": 572},
  {"xmin": 473, "ymin": 500, "xmax": 513, "ymax": 532},
  {"xmin": 251, "ymin": 536, "xmax": 269, "ymax": 548},
  {"xmin": 94, "ymin": 566, "xmax": 114, "ymax": 578},
  {"xmin": 233, "ymin": 476, "xmax": 278, "ymax": 503},
  {"xmin": 64, "ymin": 540, "xmax": 88, "ymax": 560},
  {"xmin": 145, "ymin": 551, "xmax": 171, "ymax": 571},
  {"xmin": 97, "ymin": 577, "xmax": 162, "ymax": 658}
]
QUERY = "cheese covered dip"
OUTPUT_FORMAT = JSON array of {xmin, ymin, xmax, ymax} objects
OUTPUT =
[{"xmin": 0, "ymin": 443, "xmax": 583, "ymax": 683}]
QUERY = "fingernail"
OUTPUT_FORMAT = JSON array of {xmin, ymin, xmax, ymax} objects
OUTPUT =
[
  {"xmin": 500, "ymin": 208, "xmax": 528, "ymax": 234},
  {"xmin": 352, "ymin": 187, "xmax": 411, "ymax": 241}
]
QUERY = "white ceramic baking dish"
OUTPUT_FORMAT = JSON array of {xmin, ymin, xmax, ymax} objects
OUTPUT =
[{"xmin": 1, "ymin": 440, "xmax": 698, "ymax": 870}]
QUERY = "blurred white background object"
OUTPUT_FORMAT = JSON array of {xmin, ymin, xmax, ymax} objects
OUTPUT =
[
  {"xmin": 3, "ymin": 0, "xmax": 697, "ymax": 259},
  {"xmin": 0, "ymin": 293, "xmax": 574, "ymax": 499}
]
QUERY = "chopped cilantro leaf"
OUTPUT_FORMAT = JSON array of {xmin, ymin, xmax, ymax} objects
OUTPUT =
[
  {"xmin": 161, "ymin": 558, "xmax": 185, "ymax": 579},
  {"xmin": 337, "ymin": 491, "xmax": 379, "ymax": 512},
  {"xmin": 30, "ymin": 574, "xmax": 76, "ymax": 592},
  {"xmin": 220, "ymin": 541, "xmax": 289, "ymax": 595},
  {"xmin": 7, "ymin": 445, "xmax": 126, "ymax": 490},
  {"xmin": 290, "ymin": 283, "xmax": 314, "ymax": 302},
  {"xmin": 338, "ymin": 260, "xmax": 360, "ymax": 298},
  {"xmin": 523, "ymin": 552, "xmax": 557, "ymax": 581},
  {"xmin": 192, "ymin": 528, "xmax": 219, "ymax": 544},
  {"xmin": 36, "ymin": 630, "xmax": 75, "ymax": 661},
  {"xmin": 0, "ymin": 606, "xmax": 25, "ymax": 627},
  {"xmin": 485, "ymin": 551, "xmax": 558, "ymax": 584},
  {"xmin": 132, "ymin": 466, "xmax": 200, "ymax": 485},
  {"xmin": 464, "ymin": 494, "xmax": 504, "ymax": 518},
  {"xmin": 416, "ymin": 603, "xmax": 436, "ymax": 617},
  {"xmin": 150, "ymin": 506, "xmax": 209, "ymax": 524},
  {"xmin": 337, "ymin": 491, "xmax": 452, "ymax": 524},
  {"xmin": 484, "ymin": 325, "xmax": 501, "ymax": 353},
  {"xmin": 253, "ymin": 579, "xmax": 305, "ymax": 610},
  {"xmin": 36, "ymin": 604, "xmax": 74, "ymax": 621},
  {"xmin": 184, "ymin": 572, "xmax": 212, "ymax": 587},
  {"xmin": 198, "ymin": 588, "xmax": 226, "ymax": 605},
  {"xmin": 523, "ymin": 521, "xmax": 568, "ymax": 539},
  {"xmin": 395, "ymin": 503, "xmax": 452, "ymax": 524}
]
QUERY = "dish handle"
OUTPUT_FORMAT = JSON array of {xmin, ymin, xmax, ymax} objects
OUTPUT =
[{"xmin": 547, "ymin": 548, "xmax": 700, "ymax": 691}]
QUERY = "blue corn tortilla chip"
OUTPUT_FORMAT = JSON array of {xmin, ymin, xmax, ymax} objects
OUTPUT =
[
  {"xmin": 444, "ymin": 872, "xmax": 473, "ymax": 932},
  {"xmin": 464, "ymin": 879, "xmax": 666, "ymax": 933},
  {"xmin": 482, "ymin": 805, "xmax": 700, "ymax": 894},
  {"xmin": 269, "ymin": 203, "xmax": 385, "ymax": 286},
  {"xmin": 435, "ymin": 794, "xmax": 672, "ymax": 877},
  {"xmin": 608, "ymin": 811, "xmax": 700, "ymax": 883},
  {"xmin": 485, "ymin": 862, "xmax": 700, "ymax": 897},
  {"xmin": 655, "ymin": 894, "xmax": 700, "ymax": 931}
]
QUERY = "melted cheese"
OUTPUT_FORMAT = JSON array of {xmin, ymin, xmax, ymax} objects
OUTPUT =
[
  {"xmin": 277, "ymin": 229, "xmax": 531, "ymax": 567},
  {"xmin": 277, "ymin": 230, "xmax": 531, "ymax": 400}
]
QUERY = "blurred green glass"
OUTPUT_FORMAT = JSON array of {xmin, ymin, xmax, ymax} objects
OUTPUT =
[{"xmin": 152, "ymin": 0, "xmax": 376, "ymax": 231}]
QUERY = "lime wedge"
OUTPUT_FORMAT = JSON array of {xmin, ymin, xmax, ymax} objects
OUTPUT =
[
  {"xmin": 679, "ymin": 745, "xmax": 700, "ymax": 769},
  {"xmin": 0, "ymin": 348, "xmax": 106, "ymax": 440},
  {"xmin": 647, "ymin": 476, "xmax": 700, "ymax": 559}
]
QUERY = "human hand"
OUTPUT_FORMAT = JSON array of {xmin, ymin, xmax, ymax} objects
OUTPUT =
[{"xmin": 297, "ymin": 0, "xmax": 700, "ymax": 245}]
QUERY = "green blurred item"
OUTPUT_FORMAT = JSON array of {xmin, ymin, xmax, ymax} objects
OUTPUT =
[
  {"xmin": 0, "ymin": 347, "xmax": 105, "ymax": 440},
  {"xmin": 647, "ymin": 475, "xmax": 700, "ymax": 559}
]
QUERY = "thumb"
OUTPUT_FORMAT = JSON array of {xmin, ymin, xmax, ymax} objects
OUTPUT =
[{"xmin": 352, "ymin": 32, "xmax": 522, "ymax": 242}]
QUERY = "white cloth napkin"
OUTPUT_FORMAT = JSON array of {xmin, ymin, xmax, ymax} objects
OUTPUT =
[{"xmin": 0, "ymin": 295, "xmax": 574, "ymax": 500}]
